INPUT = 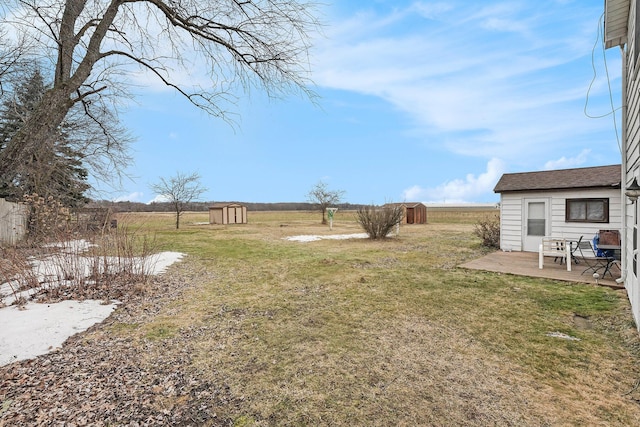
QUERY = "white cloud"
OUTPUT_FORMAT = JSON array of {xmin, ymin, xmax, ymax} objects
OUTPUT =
[
  {"xmin": 544, "ymin": 149, "xmax": 591, "ymax": 170},
  {"xmin": 313, "ymin": 2, "xmax": 615, "ymax": 164},
  {"xmin": 148, "ymin": 194, "xmax": 171, "ymax": 204},
  {"xmin": 402, "ymin": 158, "xmax": 506, "ymax": 203},
  {"xmin": 113, "ymin": 192, "xmax": 145, "ymax": 202}
]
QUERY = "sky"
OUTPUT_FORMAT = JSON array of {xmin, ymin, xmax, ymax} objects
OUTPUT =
[{"xmin": 94, "ymin": 0, "xmax": 624, "ymax": 205}]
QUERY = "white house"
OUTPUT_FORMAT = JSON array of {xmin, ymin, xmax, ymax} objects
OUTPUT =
[
  {"xmin": 493, "ymin": 165, "xmax": 622, "ymax": 252},
  {"xmin": 604, "ymin": 0, "xmax": 640, "ymax": 330}
]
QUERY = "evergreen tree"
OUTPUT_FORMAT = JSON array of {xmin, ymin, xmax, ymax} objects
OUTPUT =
[{"xmin": 0, "ymin": 68, "xmax": 89, "ymax": 206}]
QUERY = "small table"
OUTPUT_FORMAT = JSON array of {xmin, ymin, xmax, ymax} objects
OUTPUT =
[{"xmin": 597, "ymin": 244, "xmax": 621, "ymax": 257}]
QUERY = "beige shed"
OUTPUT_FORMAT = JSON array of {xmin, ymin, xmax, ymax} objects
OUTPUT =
[{"xmin": 209, "ymin": 202, "xmax": 247, "ymax": 224}]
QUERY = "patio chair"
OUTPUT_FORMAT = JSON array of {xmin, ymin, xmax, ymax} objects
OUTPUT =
[
  {"xmin": 539, "ymin": 237, "xmax": 572, "ymax": 271},
  {"xmin": 553, "ymin": 237, "xmax": 582, "ymax": 265},
  {"xmin": 568, "ymin": 236, "xmax": 583, "ymax": 265},
  {"xmin": 576, "ymin": 238, "xmax": 615, "ymax": 277}
]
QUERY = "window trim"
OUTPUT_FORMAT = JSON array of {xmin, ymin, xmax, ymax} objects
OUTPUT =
[{"xmin": 565, "ymin": 198, "xmax": 610, "ymax": 223}]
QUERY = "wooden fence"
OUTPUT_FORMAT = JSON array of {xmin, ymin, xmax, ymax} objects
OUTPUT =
[{"xmin": 0, "ymin": 198, "xmax": 28, "ymax": 246}]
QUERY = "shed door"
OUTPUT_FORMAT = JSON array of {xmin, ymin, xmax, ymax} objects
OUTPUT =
[
  {"xmin": 523, "ymin": 199, "xmax": 549, "ymax": 252},
  {"xmin": 229, "ymin": 207, "xmax": 237, "ymax": 224},
  {"xmin": 228, "ymin": 207, "xmax": 242, "ymax": 224},
  {"xmin": 406, "ymin": 208, "xmax": 415, "ymax": 224}
]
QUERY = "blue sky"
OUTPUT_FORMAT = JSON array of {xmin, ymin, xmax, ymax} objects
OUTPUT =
[{"xmin": 99, "ymin": 0, "xmax": 623, "ymax": 205}]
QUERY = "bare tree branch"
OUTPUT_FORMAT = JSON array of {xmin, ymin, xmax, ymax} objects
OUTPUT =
[{"xmin": 0, "ymin": 0, "xmax": 320, "ymax": 192}]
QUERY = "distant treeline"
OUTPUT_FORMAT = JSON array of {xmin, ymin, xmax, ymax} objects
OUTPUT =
[{"xmin": 88, "ymin": 200, "xmax": 368, "ymax": 213}]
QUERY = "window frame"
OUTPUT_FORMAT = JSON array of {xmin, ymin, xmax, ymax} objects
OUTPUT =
[{"xmin": 565, "ymin": 198, "xmax": 610, "ymax": 223}]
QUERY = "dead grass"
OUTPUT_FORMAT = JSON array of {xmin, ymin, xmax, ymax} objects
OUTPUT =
[{"xmin": 110, "ymin": 211, "xmax": 640, "ymax": 426}]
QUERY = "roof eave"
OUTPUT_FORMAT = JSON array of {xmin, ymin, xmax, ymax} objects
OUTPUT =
[
  {"xmin": 495, "ymin": 184, "xmax": 621, "ymax": 194},
  {"xmin": 604, "ymin": 0, "xmax": 630, "ymax": 49}
]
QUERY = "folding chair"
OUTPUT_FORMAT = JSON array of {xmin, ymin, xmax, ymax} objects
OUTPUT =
[
  {"xmin": 569, "ymin": 236, "xmax": 583, "ymax": 265},
  {"xmin": 577, "ymin": 239, "xmax": 615, "ymax": 277}
]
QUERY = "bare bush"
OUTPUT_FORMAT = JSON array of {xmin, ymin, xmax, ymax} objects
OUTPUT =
[
  {"xmin": 0, "ymin": 247, "xmax": 39, "ymax": 306},
  {"xmin": 473, "ymin": 215, "xmax": 500, "ymax": 249},
  {"xmin": 0, "ymin": 225, "xmax": 159, "ymax": 306},
  {"xmin": 88, "ymin": 225, "xmax": 158, "ymax": 285},
  {"xmin": 356, "ymin": 204, "xmax": 405, "ymax": 239},
  {"xmin": 21, "ymin": 193, "xmax": 71, "ymax": 245}
]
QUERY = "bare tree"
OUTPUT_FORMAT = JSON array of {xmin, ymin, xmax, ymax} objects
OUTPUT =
[
  {"xmin": 0, "ymin": 1, "xmax": 319, "ymax": 188},
  {"xmin": 307, "ymin": 181, "xmax": 345, "ymax": 224},
  {"xmin": 150, "ymin": 172, "xmax": 207, "ymax": 229}
]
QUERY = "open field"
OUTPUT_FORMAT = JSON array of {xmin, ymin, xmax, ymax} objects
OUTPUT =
[{"xmin": 2, "ymin": 209, "xmax": 640, "ymax": 425}]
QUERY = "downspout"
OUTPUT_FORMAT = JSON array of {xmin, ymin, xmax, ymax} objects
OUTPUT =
[{"xmin": 617, "ymin": 44, "xmax": 628, "ymax": 285}]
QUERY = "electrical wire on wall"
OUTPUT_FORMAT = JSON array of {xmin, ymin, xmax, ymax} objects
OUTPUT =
[{"xmin": 584, "ymin": 12, "xmax": 622, "ymax": 154}]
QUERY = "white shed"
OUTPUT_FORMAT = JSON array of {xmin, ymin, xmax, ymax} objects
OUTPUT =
[{"xmin": 493, "ymin": 165, "xmax": 621, "ymax": 252}]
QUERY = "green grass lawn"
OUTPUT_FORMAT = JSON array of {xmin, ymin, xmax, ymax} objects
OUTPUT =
[{"xmin": 112, "ymin": 210, "xmax": 640, "ymax": 426}]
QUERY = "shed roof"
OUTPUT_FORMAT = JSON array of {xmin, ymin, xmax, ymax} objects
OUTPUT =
[
  {"xmin": 384, "ymin": 202, "xmax": 426, "ymax": 208},
  {"xmin": 493, "ymin": 165, "xmax": 621, "ymax": 193},
  {"xmin": 209, "ymin": 202, "xmax": 244, "ymax": 208}
]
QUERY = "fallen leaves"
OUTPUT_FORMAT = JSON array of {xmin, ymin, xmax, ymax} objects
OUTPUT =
[{"xmin": 0, "ymin": 260, "xmax": 240, "ymax": 425}]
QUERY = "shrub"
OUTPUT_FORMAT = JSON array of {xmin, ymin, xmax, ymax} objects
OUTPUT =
[
  {"xmin": 21, "ymin": 193, "xmax": 70, "ymax": 245},
  {"xmin": 0, "ymin": 223, "xmax": 158, "ymax": 306},
  {"xmin": 356, "ymin": 204, "xmax": 404, "ymax": 239},
  {"xmin": 473, "ymin": 215, "xmax": 500, "ymax": 248}
]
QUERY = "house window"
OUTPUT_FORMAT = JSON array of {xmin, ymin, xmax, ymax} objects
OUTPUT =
[{"xmin": 565, "ymin": 198, "xmax": 609, "ymax": 223}]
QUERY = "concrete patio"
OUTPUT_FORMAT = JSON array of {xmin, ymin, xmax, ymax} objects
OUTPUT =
[{"xmin": 460, "ymin": 250, "xmax": 624, "ymax": 289}]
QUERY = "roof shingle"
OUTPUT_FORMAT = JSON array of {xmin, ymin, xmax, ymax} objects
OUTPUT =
[{"xmin": 493, "ymin": 165, "xmax": 621, "ymax": 193}]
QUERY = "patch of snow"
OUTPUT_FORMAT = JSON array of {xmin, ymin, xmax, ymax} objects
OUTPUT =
[
  {"xmin": 0, "ymin": 300, "xmax": 118, "ymax": 366},
  {"xmin": 546, "ymin": 331, "xmax": 581, "ymax": 341},
  {"xmin": 0, "ymin": 250, "xmax": 184, "ymax": 366},
  {"xmin": 0, "ymin": 251, "xmax": 185, "ymax": 307},
  {"xmin": 285, "ymin": 233, "xmax": 369, "ymax": 242},
  {"xmin": 144, "ymin": 251, "xmax": 184, "ymax": 275},
  {"xmin": 43, "ymin": 239, "xmax": 96, "ymax": 253}
]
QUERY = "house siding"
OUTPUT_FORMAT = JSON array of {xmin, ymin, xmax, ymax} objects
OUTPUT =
[
  {"xmin": 500, "ymin": 195, "xmax": 524, "ymax": 251},
  {"xmin": 604, "ymin": 0, "xmax": 640, "ymax": 330},
  {"xmin": 625, "ymin": 0, "xmax": 640, "ymax": 331},
  {"xmin": 499, "ymin": 189, "xmax": 622, "ymax": 252}
]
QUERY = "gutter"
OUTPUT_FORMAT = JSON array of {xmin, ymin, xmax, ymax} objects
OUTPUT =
[{"xmin": 617, "ymin": 44, "xmax": 628, "ymax": 285}]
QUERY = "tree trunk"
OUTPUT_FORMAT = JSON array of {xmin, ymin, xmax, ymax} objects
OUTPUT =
[{"xmin": 175, "ymin": 203, "xmax": 181, "ymax": 229}]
